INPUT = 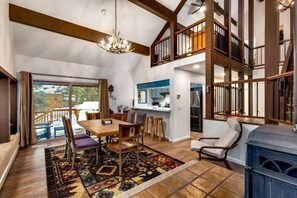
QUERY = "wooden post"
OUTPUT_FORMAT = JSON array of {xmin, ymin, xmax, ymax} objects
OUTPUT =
[
  {"xmin": 293, "ymin": 3, "xmax": 297, "ymax": 125},
  {"xmin": 248, "ymin": 0, "xmax": 254, "ymax": 116},
  {"xmin": 205, "ymin": 0, "xmax": 215, "ymax": 119},
  {"xmin": 224, "ymin": 67, "xmax": 231, "ymax": 114},
  {"xmin": 170, "ymin": 20, "xmax": 177, "ymax": 61},
  {"xmin": 224, "ymin": 0, "xmax": 231, "ymax": 57},
  {"xmin": 238, "ymin": 0, "xmax": 244, "ymax": 63},
  {"xmin": 265, "ymin": 0, "xmax": 279, "ymax": 124}
]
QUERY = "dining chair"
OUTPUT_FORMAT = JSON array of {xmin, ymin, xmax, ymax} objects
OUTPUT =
[
  {"xmin": 62, "ymin": 116, "xmax": 89, "ymax": 158},
  {"xmin": 85, "ymin": 111, "xmax": 101, "ymax": 135},
  {"xmin": 126, "ymin": 110, "xmax": 136, "ymax": 123},
  {"xmin": 134, "ymin": 112, "xmax": 147, "ymax": 149},
  {"xmin": 107, "ymin": 122, "xmax": 143, "ymax": 175},
  {"xmin": 65, "ymin": 117, "xmax": 99, "ymax": 169}
]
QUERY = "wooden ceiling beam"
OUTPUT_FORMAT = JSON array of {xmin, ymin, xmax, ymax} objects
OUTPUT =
[
  {"xmin": 128, "ymin": 0, "xmax": 176, "ymax": 22},
  {"xmin": 9, "ymin": 4, "xmax": 150, "ymax": 56},
  {"xmin": 153, "ymin": 0, "xmax": 186, "ymax": 43}
]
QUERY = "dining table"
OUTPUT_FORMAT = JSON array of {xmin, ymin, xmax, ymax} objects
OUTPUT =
[{"xmin": 77, "ymin": 118, "xmax": 132, "ymax": 158}]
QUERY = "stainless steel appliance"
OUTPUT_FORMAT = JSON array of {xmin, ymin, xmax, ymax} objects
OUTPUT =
[{"xmin": 190, "ymin": 89, "xmax": 202, "ymax": 132}]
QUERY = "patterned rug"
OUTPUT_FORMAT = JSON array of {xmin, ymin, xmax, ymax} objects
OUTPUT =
[{"xmin": 45, "ymin": 145, "xmax": 184, "ymax": 198}]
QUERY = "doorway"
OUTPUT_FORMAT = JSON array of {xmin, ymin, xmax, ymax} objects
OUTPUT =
[{"xmin": 190, "ymin": 83, "xmax": 203, "ymax": 132}]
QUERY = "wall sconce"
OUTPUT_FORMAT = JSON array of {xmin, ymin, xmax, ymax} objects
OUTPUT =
[{"xmin": 108, "ymin": 85, "xmax": 114, "ymax": 97}]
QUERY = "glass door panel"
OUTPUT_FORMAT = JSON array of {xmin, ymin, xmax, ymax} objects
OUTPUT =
[
  {"xmin": 71, "ymin": 85, "xmax": 99, "ymax": 133},
  {"xmin": 34, "ymin": 82, "xmax": 69, "ymax": 141}
]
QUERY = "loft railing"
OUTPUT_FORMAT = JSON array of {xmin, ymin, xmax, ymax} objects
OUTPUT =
[
  {"xmin": 151, "ymin": 36, "xmax": 170, "ymax": 66},
  {"xmin": 175, "ymin": 19, "xmax": 206, "ymax": 58},
  {"xmin": 214, "ymin": 20, "xmax": 228, "ymax": 55},
  {"xmin": 253, "ymin": 44, "xmax": 265, "ymax": 68},
  {"xmin": 231, "ymin": 33, "xmax": 242, "ymax": 62},
  {"xmin": 267, "ymin": 71, "xmax": 294, "ymax": 124},
  {"xmin": 244, "ymin": 43, "xmax": 251, "ymax": 67},
  {"xmin": 213, "ymin": 78, "xmax": 265, "ymax": 118},
  {"xmin": 279, "ymin": 39, "xmax": 290, "ymax": 63},
  {"xmin": 253, "ymin": 39, "xmax": 291, "ymax": 69}
]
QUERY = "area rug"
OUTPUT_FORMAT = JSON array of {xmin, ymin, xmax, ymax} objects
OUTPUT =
[{"xmin": 45, "ymin": 145, "xmax": 184, "ymax": 198}]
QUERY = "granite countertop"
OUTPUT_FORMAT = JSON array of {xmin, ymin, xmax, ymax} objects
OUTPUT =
[{"xmin": 131, "ymin": 106, "xmax": 171, "ymax": 112}]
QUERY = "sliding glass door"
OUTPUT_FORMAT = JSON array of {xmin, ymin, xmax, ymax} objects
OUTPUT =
[
  {"xmin": 34, "ymin": 82, "xmax": 99, "ymax": 141},
  {"xmin": 34, "ymin": 82, "xmax": 70, "ymax": 141},
  {"xmin": 71, "ymin": 85, "xmax": 99, "ymax": 133}
]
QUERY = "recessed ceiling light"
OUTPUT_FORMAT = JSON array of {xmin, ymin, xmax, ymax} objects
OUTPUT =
[
  {"xmin": 101, "ymin": 9, "xmax": 107, "ymax": 15},
  {"xmin": 193, "ymin": 65, "xmax": 200, "ymax": 69}
]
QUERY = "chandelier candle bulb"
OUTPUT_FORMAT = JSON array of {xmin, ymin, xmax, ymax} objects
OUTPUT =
[{"xmin": 97, "ymin": 0, "xmax": 134, "ymax": 54}]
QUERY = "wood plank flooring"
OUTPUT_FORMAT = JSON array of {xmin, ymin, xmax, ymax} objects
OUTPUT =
[{"xmin": 0, "ymin": 134, "xmax": 244, "ymax": 197}]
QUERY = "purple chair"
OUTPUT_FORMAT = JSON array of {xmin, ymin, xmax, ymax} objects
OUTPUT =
[
  {"xmin": 126, "ymin": 111, "xmax": 136, "ymax": 123},
  {"xmin": 62, "ymin": 116, "xmax": 89, "ymax": 158},
  {"xmin": 64, "ymin": 117, "xmax": 99, "ymax": 169},
  {"xmin": 135, "ymin": 113, "xmax": 147, "ymax": 148}
]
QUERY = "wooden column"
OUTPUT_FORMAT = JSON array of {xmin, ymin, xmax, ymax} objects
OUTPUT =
[
  {"xmin": 170, "ymin": 20, "xmax": 177, "ymax": 61},
  {"xmin": 0, "ymin": 78, "xmax": 11, "ymax": 143},
  {"xmin": 248, "ymin": 0, "xmax": 254, "ymax": 116},
  {"xmin": 238, "ymin": 0, "xmax": 244, "ymax": 63},
  {"xmin": 224, "ymin": 0, "xmax": 231, "ymax": 57},
  {"xmin": 224, "ymin": 67, "xmax": 232, "ymax": 114},
  {"xmin": 205, "ymin": 0, "xmax": 215, "ymax": 119},
  {"xmin": 265, "ymin": 0, "xmax": 279, "ymax": 124}
]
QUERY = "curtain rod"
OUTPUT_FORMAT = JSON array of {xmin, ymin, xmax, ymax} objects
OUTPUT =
[{"xmin": 31, "ymin": 72, "xmax": 98, "ymax": 81}]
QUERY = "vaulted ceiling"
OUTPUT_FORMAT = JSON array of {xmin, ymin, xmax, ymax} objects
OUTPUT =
[
  {"xmin": 10, "ymin": 0, "xmax": 240, "ymax": 72},
  {"xmin": 10, "ymin": 0, "xmax": 183, "ymax": 71}
]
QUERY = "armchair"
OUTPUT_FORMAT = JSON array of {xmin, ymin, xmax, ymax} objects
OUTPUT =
[{"xmin": 191, "ymin": 118, "xmax": 242, "ymax": 170}]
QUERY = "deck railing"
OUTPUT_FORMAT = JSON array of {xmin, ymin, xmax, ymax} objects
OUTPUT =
[
  {"xmin": 279, "ymin": 39, "xmax": 291, "ymax": 63},
  {"xmin": 213, "ymin": 78, "xmax": 265, "ymax": 117},
  {"xmin": 35, "ymin": 108, "xmax": 79, "ymax": 124},
  {"xmin": 175, "ymin": 19, "xmax": 206, "ymax": 58},
  {"xmin": 267, "ymin": 71, "xmax": 294, "ymax": 124}
]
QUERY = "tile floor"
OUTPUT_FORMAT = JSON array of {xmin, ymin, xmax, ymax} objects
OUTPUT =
[{"xmin": 131, "ymin": 160, "xmax": 244, "ymax": 198}]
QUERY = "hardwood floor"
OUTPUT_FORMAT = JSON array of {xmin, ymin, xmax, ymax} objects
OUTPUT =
[{"xmin": 0, "ymin": 135, "xmax": 244, "ymax": 197}]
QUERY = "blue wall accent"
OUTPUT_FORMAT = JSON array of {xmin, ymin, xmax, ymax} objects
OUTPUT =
[{"xmin": 137, "ymin": 79, "xmax": 170, "ymax": 89}]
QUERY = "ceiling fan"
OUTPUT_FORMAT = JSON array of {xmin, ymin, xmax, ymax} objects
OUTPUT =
[
  {"xmin": 189, "ymin": 0, "xmax": 237, "ymax": 26},
  {"xmin": 190, "ymin": 0, "xmax": 206, "ymax": 14}
]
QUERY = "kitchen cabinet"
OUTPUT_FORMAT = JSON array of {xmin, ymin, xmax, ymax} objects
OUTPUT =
[{"xmin": 151, "ymin": 87, "xmax": 170, "ymax": 99}]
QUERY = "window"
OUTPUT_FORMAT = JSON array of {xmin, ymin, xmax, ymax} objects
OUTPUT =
[{"xmin": 33, "ymin": 82, "xmax": 98, "ymax": 141}]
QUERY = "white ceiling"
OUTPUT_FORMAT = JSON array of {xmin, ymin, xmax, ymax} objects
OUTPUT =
[
  {"xmin": 10, "ymin": 0, "xmax": 184, "ymax": 71},
  {"xmin": 10, "ymin": 0, "xmax": 239, "ymax": 71}
]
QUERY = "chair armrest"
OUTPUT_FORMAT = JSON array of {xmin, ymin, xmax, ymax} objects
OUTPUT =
[
  {"xmin": 198, "ymin": 137, "xmax": 220, "ymax": 141},
  {"xmin": 199, "ymin": 144, "xmax": 237, "ymax": 152}
]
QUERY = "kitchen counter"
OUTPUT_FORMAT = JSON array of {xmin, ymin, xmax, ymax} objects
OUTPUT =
[{"xmin": 131, "ymin": 107, "xmax": 171, "ymax": 112}]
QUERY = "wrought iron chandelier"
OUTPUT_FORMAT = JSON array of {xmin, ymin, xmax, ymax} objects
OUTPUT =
[
  {"xmin": 97, "ymin": 0, "xmax": 134, "ymax": 54},
  {"xmin": 279, "ymin": 0, "xmax": 294, "ymax": 12}
]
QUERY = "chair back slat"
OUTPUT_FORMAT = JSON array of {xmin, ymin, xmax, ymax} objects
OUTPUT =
[
  {"xmin": 119, "ymin": 122, "xmax": 142, "ymax": 141},
  {"xmin": 135, "ymin": 112, "xmax": 147, "ymax": 124},
  {"xmin": 126, "ymin": 111, "xmax": 136, "ymax": 123},
  {"xmin": 65, "ymin": 117, "xmax": 76, "ymax": 146},
  {"xmin": 62, "ymin": 116, "xmax": 69, "ymax": 138},
  {"xmin": 86, "ymin": 112, "xmax": 100, "ymax": 120}
]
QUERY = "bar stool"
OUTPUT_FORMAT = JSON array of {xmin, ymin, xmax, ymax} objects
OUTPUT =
[
  {"xmin": 144, "ymin": 116, "xmax": 154, "ymax": 138},
  {"xmin": 153, "ymin": 118, "xmax": 165, "ymax": 141}
]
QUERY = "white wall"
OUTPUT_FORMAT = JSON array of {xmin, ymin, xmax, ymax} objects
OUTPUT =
[
  {"xmin": 16, "ymin": 55, "xmax": 134, "ymax": 113},
  {"xmin": 133, "ymin": 53, "xmax": 206, "ymax": 141},
  {"xmin": 203, "ymin": 119, "xmax": 259, "ymax": 165},
  {"xmin": 0, "ymin": 0, "xmax": 16, "ymax": 76},
  {"xmin": 172, "ymin": 69, "xmax": 205, "ymax": 141}
]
